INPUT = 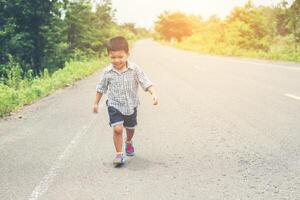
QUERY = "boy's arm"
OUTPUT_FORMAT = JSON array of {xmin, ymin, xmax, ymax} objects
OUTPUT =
[
  {"xmin": 94, "ymin": 69, "xmax": 109, "ymax": 113},
  {"xmin": 146, "ymin": 86, "xmax": 158, "ymax": 105},
  {"xmin": 93, "ymin": 91, "xmax": 103, "ymax": 113}
]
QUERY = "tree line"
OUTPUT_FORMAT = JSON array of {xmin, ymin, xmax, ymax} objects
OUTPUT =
[
  {"xmin": 0, "ymin": 0, "xmax": 146, "ymax": 84},
  {"xmin": 154, "ymin": 0, "xmax": 300, "ymax": 61}
]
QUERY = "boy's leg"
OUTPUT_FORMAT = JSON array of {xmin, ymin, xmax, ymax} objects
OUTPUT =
[
  {"xmin": 125, "ymin": 128, "xmax": 135, "ymax": 142},
  {"xmin": 124, "ymin": 108, "xmax": 137, "ymax": 142},
  {"xmin": 113, "ymin": 124, "xmax": 124, "ymax": 153},
  {"xmin": 125, "ymin": 128, "xmax": 135, "ymax": 156},
  {"xmin": 123, "ymin": 108, "xmax": 137, "ymax": 156}
]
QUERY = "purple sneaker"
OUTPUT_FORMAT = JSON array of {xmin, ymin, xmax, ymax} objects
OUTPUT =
[
  {"xmin": 113, "ymin": 154, "xmax": 125, "ymax": 166},
  {"xmin": 125, "ymin": 141, "xmax": 135, "ymax": 156}
]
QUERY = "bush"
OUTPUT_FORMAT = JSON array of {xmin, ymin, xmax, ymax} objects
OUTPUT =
[
  {"xmin": 0, "ymin": 58, "xmax": 108, "ymax": 117},
  {"xmin": 0, "ymin": 84, "xmax": 21, "ymax": 117},
  {"xmin": 172, "ymin": 34, "xmax": 300, "ymax": 63}
]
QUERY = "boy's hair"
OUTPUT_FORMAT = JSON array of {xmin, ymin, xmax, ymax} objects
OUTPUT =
[{"xmin": 106, "ymin": 36, "xmax": 129, "ymax": 53}]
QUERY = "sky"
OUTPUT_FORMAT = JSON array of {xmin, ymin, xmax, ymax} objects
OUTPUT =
[{"xmin": 103, "ymin": 0, "xmax": 294, "ymax": 29}]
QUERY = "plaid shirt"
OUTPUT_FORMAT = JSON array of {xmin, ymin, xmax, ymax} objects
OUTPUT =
[{"xmin": 96, "ymin": 61, "xmax": 153, "ymax": 115}]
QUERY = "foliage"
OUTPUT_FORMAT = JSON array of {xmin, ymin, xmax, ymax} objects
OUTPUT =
[
  {"xmin": 0, "ymin": 0, "xmax": 67, "ymax": 75},
  {"xmin": 155, "ymin": 12, "xmax": 193, "ymax": 42},
  {"xmin": 0, "ymin": 58, "xmax": 108, "ymax": 117},
  {"xmin": 0, "ymin": 0, "xmax": 145, "ymax": 79},
  {"xmin": 288, "ymin": 0, "xmax": 300, "ymax": 50},
  {"xmin": 0, "ymin": 0, "xmax": 148, "ymax": 117},
  {"xmin": 155, "ymin": 0, "xmax": 300, "ymax": 62}
]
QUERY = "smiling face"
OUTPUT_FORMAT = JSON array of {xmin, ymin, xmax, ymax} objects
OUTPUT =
[{"xmin": 108, "ymin": 50, "xmax": 129, "ymax": 71}]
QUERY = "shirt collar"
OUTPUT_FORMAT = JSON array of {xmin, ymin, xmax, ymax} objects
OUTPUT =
[{"xmin": 108, "ymin": 61, "xmax": 134, "ymax": 73}]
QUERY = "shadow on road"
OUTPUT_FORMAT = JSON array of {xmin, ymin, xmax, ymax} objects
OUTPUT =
[{"xmin": 102, "ymin": 156, "xmax": 167, "ymax": 171}]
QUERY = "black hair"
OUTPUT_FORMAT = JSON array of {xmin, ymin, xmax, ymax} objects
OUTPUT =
[{"xmin": 106, "ymin": 36, "xmax": 129, "ymax": 53}]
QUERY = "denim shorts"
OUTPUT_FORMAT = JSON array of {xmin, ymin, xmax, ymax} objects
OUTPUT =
[{"xmin": 107, "ymin": 106, "xmax": 137, "ymax": 128}]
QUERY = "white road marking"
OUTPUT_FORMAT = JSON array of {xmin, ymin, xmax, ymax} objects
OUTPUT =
[
  {"xmin": 285, "ymin": 94, "xmax": 300, "ymax": 101},
  {"xmin": 28, "ymin": 102, "xmax": 105, "ymax": 200}
]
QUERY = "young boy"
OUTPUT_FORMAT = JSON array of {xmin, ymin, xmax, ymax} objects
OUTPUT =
[{"xmin": 93, "ymin": 36, "xmax": 158, "ymax": 166}]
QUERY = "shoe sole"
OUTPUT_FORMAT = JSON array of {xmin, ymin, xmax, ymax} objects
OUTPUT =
[
  {"xmin": 113, "ymin": 158, "xmax": 125, "ymax": 167},
  {"xmin": 126, "ymin": 152, "xmax": 135, "ymax": 156}
]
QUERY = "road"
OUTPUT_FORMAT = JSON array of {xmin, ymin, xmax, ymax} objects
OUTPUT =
[{"xmin": 0, "ymin": 39, "xmax": 300, "ymax": 200}]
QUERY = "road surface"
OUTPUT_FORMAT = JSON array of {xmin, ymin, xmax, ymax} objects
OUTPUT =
[{"xmin": 1, "ymin": 39, "xmax": 300, "ymax": 200}]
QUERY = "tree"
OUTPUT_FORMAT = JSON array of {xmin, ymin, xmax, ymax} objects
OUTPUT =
[
  {"xmin": 225, "ymin": 0, "xmax": 272, "ymax": 51},
  {"xmin": 155, "ymin": 12, "xmax": 193, "ymax": 42},
  {"xmin": 64, "ymin": 0, "xmax": 114, "ymax": 54},
  {"xmin": 0, "ymin": 0, "xmax": 138, "ymax": 83},
  {"xmin": 274, "ymin": 0, "xmax": 289, "ymax": 36},
  {"xmin": 0, "ymin": 0, "xmax": 67, "ymax": 75},
  {"xmin": 288, "ymin": 0, "xmax": 300, "ymax": 50}
]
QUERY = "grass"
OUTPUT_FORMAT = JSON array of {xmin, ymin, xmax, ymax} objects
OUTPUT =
[
  {"xmin": 0, "ymin": 58, "xmax": 108, "ymax": 117},
  {"xmin": 164, "ymin": 36, "xmax": 300, "ymax": 63}
]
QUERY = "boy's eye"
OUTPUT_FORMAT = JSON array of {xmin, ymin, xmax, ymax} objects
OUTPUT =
[{"xmin": 111, "ymin": 56, "xmax": 123, "ymax": 59}]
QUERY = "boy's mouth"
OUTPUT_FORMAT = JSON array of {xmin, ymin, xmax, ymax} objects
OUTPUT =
[{"xmin": 115, "ymin": 63, "xmax": 124, "ymax": 67}]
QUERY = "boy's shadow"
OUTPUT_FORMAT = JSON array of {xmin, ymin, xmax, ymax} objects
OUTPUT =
[
  {"xmin": 123, "ymin": 156, "xmax": 151, "ymax": 171},
  {"xmin": 103, "ymin": 156, "xmax": 167, "ymax": 171}
]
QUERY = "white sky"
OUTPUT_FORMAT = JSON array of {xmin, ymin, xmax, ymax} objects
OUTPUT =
[{"xmin": 106, "ymin": 0, "xmax": 294, "ymax": 29}]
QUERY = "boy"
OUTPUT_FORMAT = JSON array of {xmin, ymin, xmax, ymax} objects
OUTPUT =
[{"xmin": 93, "ymin": 36, "xmax": 158, "ymax": 166}]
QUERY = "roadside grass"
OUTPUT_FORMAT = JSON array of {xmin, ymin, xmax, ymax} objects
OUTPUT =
[
  {"xmin": 0, "ymin": 58, "xmax": 108, "ymax": 117},
  {"xmin": 173, "ymin": 41, "xmax": 300, "ymax": 63},
  {"xmin": 159, "ymin": 35, "xmax": 300, "ymax": 63}
]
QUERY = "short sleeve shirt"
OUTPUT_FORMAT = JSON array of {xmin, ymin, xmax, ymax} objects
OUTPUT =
[{"xmin": 96, "ymin": 61, "xmax": 153, "ymax": 115}]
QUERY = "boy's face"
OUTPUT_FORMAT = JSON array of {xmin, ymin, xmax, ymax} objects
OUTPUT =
[{"xmin": 108, "ymin": 50, "xmax": 129, "ymax": 70}]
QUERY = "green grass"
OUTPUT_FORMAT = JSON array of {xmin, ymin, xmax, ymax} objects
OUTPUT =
[
  {"xmin": 0, "ymin": 58, "xmax": 108, "ymax": 117},
  {"xmin": 168, "ymin": 38, "xmax": 300, "ymax": 63}
]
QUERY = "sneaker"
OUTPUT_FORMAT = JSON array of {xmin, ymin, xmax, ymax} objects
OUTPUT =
[
  {"xmin": 113, "ymin": 154, "xmax": 125, "ymax": 166},
  {"xmin": 125, "ymin": 141, "xmax": 135, "ymax": 156}
]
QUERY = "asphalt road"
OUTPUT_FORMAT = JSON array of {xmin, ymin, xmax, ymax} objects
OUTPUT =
[{"xmin": 0, "ymin": 39, "xmax": 300, "ymax": 200}]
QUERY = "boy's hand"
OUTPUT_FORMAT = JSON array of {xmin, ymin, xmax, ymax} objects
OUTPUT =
[
  {"xmin": 93, "ymin": 104, "xmax": 99, "ymax": 113},
  {"xmin": 152, "ymin": 95, "xmax": 159, "ymax": 105}
]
